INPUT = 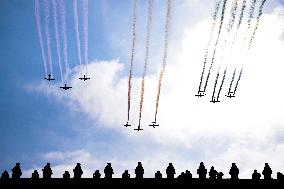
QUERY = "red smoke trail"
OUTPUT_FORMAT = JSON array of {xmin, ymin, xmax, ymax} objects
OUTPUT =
[
  {"xmin": 52, "ymin": 0, "xmax": 63, "ymax": 84},
  {"xmin": 154, "ymin": 0, "xmax": 171, "ymax": 123},
  {"xmin": 83, "ymin": 0, "xmax": 89, "ymax": 74},
  {"xmin": 73, "ymin": 0, "xmax": 82, "ymax": 68},
  {"xmin": 35, "ymin": 0, "xmax": 48, "ymax": 77},
  {"xmin": 138, "ymin": 0, "xmax": 153, "ymax": 127},
  {"xmin": 59, "ymin": 0, "xmax": 69, "ymax": 82},
  {"xmin": 127, "ymin": 0, "xmax": 137, "ymax": 123},
  {"xmin": 198, "ymin": 0, "xmax": 222, "ymax": 92},
  {"xmin": 247, "ymin": 0, "xmax": 267, "ymax": 51},
  {"xmin": 217, "ymin": 68, "xmax": 227, "ymax": 101},
  {"xmin": 203, "ymin": 0, "xmax": 228, "ymax": 92},
  {"xmin": 44, "ymin": 0, "xmax": 53, "ymax": 76}
]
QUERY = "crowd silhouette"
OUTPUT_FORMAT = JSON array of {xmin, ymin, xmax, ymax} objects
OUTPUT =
[{"xmin": 1, "ymin": 162, "xmax": 284, "ymax": 187}]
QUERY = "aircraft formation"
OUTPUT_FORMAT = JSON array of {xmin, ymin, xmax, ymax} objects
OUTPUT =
[
  {"xmin": 35, "ymin": 0, "xmax": 268, "ymax": 131},
  {"xmin": 35, "ymin": 0, "xmax": 90, "ymax": 91},
  {"xmin": 196, "ymin": 0, "xmax": 267, "ymax": 103}
]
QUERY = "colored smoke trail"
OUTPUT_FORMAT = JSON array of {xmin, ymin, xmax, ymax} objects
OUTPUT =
[
  {"xmin": 35, "ymin": 0, "xmax": 48, "ymax": 77},
  {"xmin": 83, "ymin": 0, "xmax": 89, "ymax": 74},
  {"xmin": 228, "ymin": 0, "xmax": 238, "ymax": 32},
  {"xmin": 203, "ymin": 0, "xmax": 228, "ymax": 92},
  {"xmin": 198, "ymin": 0, "xmax": 222, "ymax": 92},
  {"xmin": 52, "ymin": 0, "xmax": 63, "ymax": 83},
  {"xmin": 228, "ymin": 68, "xmax": 236, "ymax": 94},
  {"xmin": 59, "ymin": 0, "xmax": 69, "ymax": 81},
  {"xmin": 127, "ymin": 0, "xmax": 137, "ymax": 123},
  {"xmin": 73, "ymin": 0, "xmax": 82, "ymax": 67},
  {"xmin": 154, "ymin": 0, "xmax": 171, "ymax": 123},
  {"xmin": 138, "ymin": 0, "xmax": 153, "ymax": 126},
  {"xmin": 233, "ymin": 68, "xmax": 243, "ymax": 95},
  {"xmin": 231, "ymin": 0, "xmax": 247, "ymax": 48},
  {"xmin": 217, "ymin": 68, "xmax": 227, "ymax": 100},
  {"xmin": 44, "ymin": 0, "xmax": 53, "ymax": 76},
  {"xmin": 212, "ymin": 67, "xmax": 220, "ymax": 101},
  {"xmin": 247, "ymin": 0, "xmax": 267, "ymax": 51}
]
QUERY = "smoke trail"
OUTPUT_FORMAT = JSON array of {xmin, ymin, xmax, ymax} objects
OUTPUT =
[
  {"xmin": 73, "ymin": 0, "xmax": 82, "ymax": 67},
  {"xmin": 233, "ymin": 68, "xmax": 243, "ymax": 95},
  {"xmin": 231, "ymin": 0, "xmax": 247, "ymax": 48},
  {"xmin": 227, "ymin": 0, "xmax": 239, "ymax": 32},
  {"xmin": 138, "ymin": 0, "xmax": 153, "ymax": 126},
  {"xmin": 83, "ymin": 0, "xmax": 89, "ymax": 74},
  {"xmin": 52, "ymin": 0, "xmax": 63, "ymax": 83},
  {"xmin": 35, "ymin": 0, "xmax": 48, "ymax": 77},
  {"xmin": 228, "ymin": 68, "xmax": 236, "ymax": 94},
  {"xmin": 198, "ymin": 0, "xmax": 222, "ymax": 92},
  {"xmin": 212, "ymin": 68, "xmax": 220, "ymax": 101},
  {"xmin": 217, "ymin": 68, "xmax": 227, "ymax": 100},
  {"xmin": 44, "ymin": 0, "xmax": 53, "ymax": 76},
  {"xmin": 59, "ymin": 0, "xmax": 69, "ymax": 81},
  {"xmin": 247, "ymin": 0, "xmax": 267, "ymax": 51},
  {"xmin": 154, "ymin": 0, "xmax": 171, "ymax": 123},
  {"xmin": 242, "ymin": 0, "xmax": 257, "ymax": 46},
  {"xmin": 127, "ymin": 0, "xmax": 137, "ymax": 123},
  {"xmin": 203, "ymin": 0, "xmax": 228, "ymax": 92}
]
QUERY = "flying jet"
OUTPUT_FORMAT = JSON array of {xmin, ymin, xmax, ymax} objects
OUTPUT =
[
  {"xmin": 210, "ymin": 97, "xmax": 220, "ymax": 103},
  {"xmin": 149, "ymin": 121, "xmax": 159, "ymax": 128},
  {"xmin": 60, "ymin": 83, "xmax": 72, "ymax": 90},
  {"xmin": 44, "ymin": 74, "xmax": 55, "ymax": 81},
  {"xmin": 79, "ymin": 75, "xmax": 90, "ymax": 81},
  {"xmin": 124, "ymin": 122, "xmax": 131, "ymax": 127},
  {"xmin": 225, "ymin": 92, "xmax": 235, "ymax": 98},
  {"xmin": 134, "ymin": 123, "xmax": 143, "ymax": 132},
  {"xmin": 195, "ymin": 91, "xmax": 206, "ymax": 97}
]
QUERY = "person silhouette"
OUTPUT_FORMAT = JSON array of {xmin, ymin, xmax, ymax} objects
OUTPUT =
[
  {"xmin": 277, "ymin": 172, "xmax": 284, "ymax": 180},
  {"xmin": 184, "ymin": 170, "xmax": 192, "ymax": 180},
  {"xmin": 155, "ymin": 171, "xmax": 162, "ymax": 179},
  {"xmin": 229, "ymin": 163, "xmax": 239, "ymax": 180},
  {"xmin": 93, "ymin": 170, "xmax": 101, "ymax": 179},
  {"xmin": 262, "ymin": 163, "xmax": 272, "ymax": 180},
  {"xmin": 252, "ymin": 170, "xmax": 261, "ymax": 180},
  {"xmin": 1, "ymin": 170, "xmax": 9, "ymax": 179},
  {"xmin": 197, "ymin": 162, "xmax": 207, "ymax": 179},
  {"xmin": 135, "ymin": 162, "xmax": 144, "ymax": 179},
  {"xmin": 42, "ymin": 163, "xmax": 53, "ymax": 179},
  {"xmin": 73, "ymin": 163, "xmax": 83, "ymax": 179},
  {"xmin": 217, "ymin": 172, "xmax": 224, "ymax": 180},
  {"xmin": 11, "ymin": 163, "xmax": 22, "ymax": 179},
  {"xmin": 31, "ymin": 170, "xmax": 39, "ymax": 179},
  {"xmin": 166, "ymin": 163, "xmax": 175, "ymax": 179},
  {"xmin": 209, "ymin": 166, "xmax": 218, "ymax": 180},
  {"xmin": 177, "ymin": 172, "xmax": 185, "ymax": 180},
  {"xmin": 122, "ymin": 170, "xmax": 130, "ymax": 179},
  {"xmin": 63, "ymin": 171, "xmax": 70, "ymax": 179},
  {"xmin": 104, "ymin": 163, "xmax": 114, "ymax": 179}
]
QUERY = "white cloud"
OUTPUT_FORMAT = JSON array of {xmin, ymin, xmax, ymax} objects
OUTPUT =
[{"xmin": 31, "ymin": 1, "xmax": 284, "ymax": 179}]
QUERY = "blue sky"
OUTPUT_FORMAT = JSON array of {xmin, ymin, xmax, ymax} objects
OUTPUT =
[{"xmin": 1, "ymin": 0, "xmax": 284, "ymax": 178}]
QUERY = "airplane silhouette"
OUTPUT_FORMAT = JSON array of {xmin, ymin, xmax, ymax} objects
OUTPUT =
[
  {"xmin": 210, "ymin": 97, "xmax": 220, "ymax": 103},
  {"xmin": 44, "ymin": 74, "xmax": 55, "ymax": 81},
  {"xmin": 60, "ymin": 83, "xmax": 72, "ymax": 90},
  {"xmin": 225, "ymin": 92, "xmax": 235, "ymax": 98},
  {"xmin": 149, "ymin": 121, "xmax": 159, "ymax": 128},
  {"xmin": 124, "ymin": 122, "xmax": 131, "ymax": 127},
  {"xmin": 79, "ymin": 75, "xmax": 90, "ymax": 81},
  {"xmin": 195, "ymin": 91, "xmax": 206, "ymax": 97},
  {"xmin": 134, "ymin": 123, "xmax": 143, "ymax": 131}
]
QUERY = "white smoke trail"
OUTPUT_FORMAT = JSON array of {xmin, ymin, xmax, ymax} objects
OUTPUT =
[
  {"xmin": 34, "ymin": 0, "xmax": 48, "ymax": 77},
  {"xmin": 44, "ymin": 0, "xmax": 53, "ymax": 76},
  {"xmin": 83, "ymin": 0, "xmax": 89, "ymax": 74},
  {"xmin": 52, "ymin": 0, "xmax": 63, "ymax": 83},
  {"xmin": 73, "ymin": 0, "xmax": 82, "ymax": 68}
]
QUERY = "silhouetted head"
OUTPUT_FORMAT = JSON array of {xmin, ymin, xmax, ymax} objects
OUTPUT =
[
  {"xmin": 138, "ymin": 162, "xmax": 142, "ymax": 166},
  {"xmin": 254, "ymin": 170, "xmax": 257, "ymax": 173}
]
